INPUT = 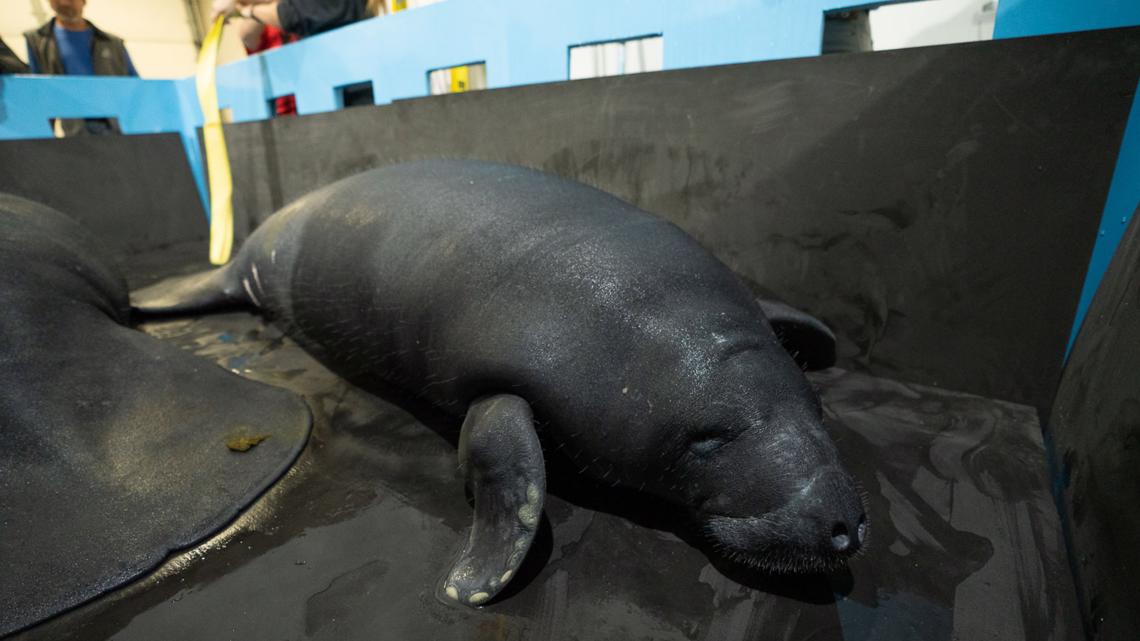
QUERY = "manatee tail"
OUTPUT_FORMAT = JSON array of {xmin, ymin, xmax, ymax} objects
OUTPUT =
[{"xmin": 131, "ymin": 265, "xmax": 248, "ymax": 315}]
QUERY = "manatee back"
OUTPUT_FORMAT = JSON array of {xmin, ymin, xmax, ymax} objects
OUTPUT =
[
  {"xmin": 255, "ymin": 159, "xmax": 755, "ymax": 325},
  {"xmin": 239, "ymin": 160, "xmax": 761, "ymax": 419}
]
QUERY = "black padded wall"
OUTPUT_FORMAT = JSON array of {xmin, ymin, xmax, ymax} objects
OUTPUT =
[
  {"xmin": 1049, "ymin": 202, "xmax": 1140, "ymax": 641},
  {"xmin": 220, "ymin": 27, "xmax": 1140, "ymax": 411},
  {"xmin": 0, "ymin": 133, "xmax": 207, "ymax": 254}
]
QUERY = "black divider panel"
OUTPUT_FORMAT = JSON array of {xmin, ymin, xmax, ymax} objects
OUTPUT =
[
  {"xmin": 1050, "ymin": 202, "xmax": 1140, "ymax": 641},
  {"xmin": 0, "ymin": 133, "xmax": 207, "ymax": 254},
  {"xmin": 221, "ymin": 27, "xmax": 1140, "ymax": 411}
]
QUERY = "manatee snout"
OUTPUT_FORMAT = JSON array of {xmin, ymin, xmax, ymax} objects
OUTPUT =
[
  {"xmin": 800, "ymin": 467, "xmax": 868, "ymax": 555},
  {"xmin": 700, "ymin": 465, "xmax": 868, "ymax": 573}
]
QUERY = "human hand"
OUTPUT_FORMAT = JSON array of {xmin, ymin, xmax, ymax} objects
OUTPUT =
[{"xmin": 210, "ymin": 0, "xmax": 238, "ymax": 21}]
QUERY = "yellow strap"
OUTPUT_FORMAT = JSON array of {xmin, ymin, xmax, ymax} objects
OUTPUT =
[{"xmin": 196, "ymin": 17, "xmax": 234, "ymax": 265}]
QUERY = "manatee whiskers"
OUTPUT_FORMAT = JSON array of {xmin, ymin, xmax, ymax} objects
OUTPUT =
[{"xmin": 702, "ymin": 511, "xmax": 857, "ymax": 574}]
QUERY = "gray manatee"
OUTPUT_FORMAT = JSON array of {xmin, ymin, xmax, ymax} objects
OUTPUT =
[{"xmin": 133, "ymin": 160, "xmax": 867, "ymax": 606}]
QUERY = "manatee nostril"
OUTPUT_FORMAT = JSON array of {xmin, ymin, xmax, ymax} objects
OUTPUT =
[
  {"xmin": 830, "ymin": 523, "xmax": 850, "ymax": 552},
  {"xmin": 856, "ymin": 516, "xmax": 868, "ymax": 544}
]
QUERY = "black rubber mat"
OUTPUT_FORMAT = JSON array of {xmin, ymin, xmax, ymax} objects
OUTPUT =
[
  {"xmin": 14, "ymin": 301, "xmax": 1080, "ymax": 640},
  {"xmin": 0, "ymin": 195, "xmax": 311, "ymax": 636},
  {"xmin": 0, "ymin": 133, "xmax": 206, "ymax": 254},
  {"xmin": 1050, "ymin": 201, "xmax": 1140, "ymax": 641}
]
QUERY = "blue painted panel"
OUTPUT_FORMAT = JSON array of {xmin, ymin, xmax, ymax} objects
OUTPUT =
[
  {"xmin": 0, "ymin": 75, "xmax": 180, "ymax": 137},
  {"xmin": 0, "ymin": 0, "xmax": 920, "ymax": 212},
  {"xmin": 0, "ymin": 75, "xmax": 209, "ymax": 209},
  {"xmin": 993, "ymin": 1, "xmax": 1140, "ymax": 350},
  {"xmin": 203, "ymin": 0, "xmax": 906, "ymax": 121},
  {"xmin": 994, "ymin": 0, "xmax": 1140, "ymax": 38}
]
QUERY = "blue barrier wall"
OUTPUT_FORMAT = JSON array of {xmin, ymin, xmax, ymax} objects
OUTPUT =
[
  {"xmin": 0, "ymin": 75, "xmax": 208, "ymax": 208},
  {"xmin": 994, "ymin": 0, "xmax": 1140, "ymax": 38},
  {"xmin": 5, "ymin": 0, "xmax": 916, "ymax": 210},
  {"xmin": 992, "ymin": 0, "xmax": 1140, "ymax": 350},
  {"xmin": 194, "ymin": 0, "xmax": 918, "ymax": 124},
  {"xmin": 0, "ymin": 0, "xmax": 1137, "ymax": 350}
]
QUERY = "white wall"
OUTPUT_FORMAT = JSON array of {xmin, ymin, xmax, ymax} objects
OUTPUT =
[
  {"xmin": 2, "ymin": 0, "xmax": 201, "ymax": 78},
  {"xmin": 869, "ymin": 0, "xmax": 998, "ymax": 50}
]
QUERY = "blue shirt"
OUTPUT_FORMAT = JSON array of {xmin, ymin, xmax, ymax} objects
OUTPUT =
[
  {"xmin": 27, "ymin": 23, "xmax": 138, "ymax": 76},
  {"xmin": 53, "ymin": 23, "xmax": 94, "ymax": 75}
]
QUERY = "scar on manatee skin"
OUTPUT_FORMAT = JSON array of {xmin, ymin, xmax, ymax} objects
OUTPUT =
[{"xmin": 225, "ymin": 428, "xmax": 272, "ymax": 452}]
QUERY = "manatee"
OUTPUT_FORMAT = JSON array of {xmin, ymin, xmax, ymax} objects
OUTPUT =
[{"xmin": 133, "ymin": 160, "xmax": 867, "ymax": 606}]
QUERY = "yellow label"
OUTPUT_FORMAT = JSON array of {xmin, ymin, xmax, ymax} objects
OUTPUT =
[{"xmin": 450, "ymin": 65, "xmax": 469, "ymax": 93}]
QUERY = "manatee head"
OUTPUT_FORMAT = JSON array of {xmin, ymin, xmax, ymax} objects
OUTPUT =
[{"xmin": 649, "ymin": 332, "xmax": 867, "ymax": 574}]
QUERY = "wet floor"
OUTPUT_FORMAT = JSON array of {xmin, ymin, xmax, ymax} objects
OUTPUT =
[{"xmin": 11, "ymin": 246, "xmax": 1081, "ymax": 641}]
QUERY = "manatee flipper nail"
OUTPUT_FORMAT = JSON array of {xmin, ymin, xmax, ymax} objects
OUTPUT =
[{"xmin": 443, "ymin": 394, "xmax": 545, "ymax": 607}]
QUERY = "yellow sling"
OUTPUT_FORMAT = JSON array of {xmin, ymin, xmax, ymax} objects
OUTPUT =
[{"xmin": 196, "ymin": 16, "xmax": 234, "ymax": 265}]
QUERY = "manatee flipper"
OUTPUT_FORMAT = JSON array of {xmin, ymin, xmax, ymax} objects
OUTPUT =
[
  {"xmin": 131, "ymin": 266, "xmax": 248, "ymax": 314},
  {"xmin": 757, "ymin": 298, "xmax": 837, "ymax": 371},
  {"xmin": 443, "ymin": 394, "xmax": 545, "ymax": 607}
]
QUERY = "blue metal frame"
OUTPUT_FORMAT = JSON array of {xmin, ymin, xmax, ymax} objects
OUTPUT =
[{"xmin": 0, "ymin": 0, "xmax": 1136, "ymax": 350}]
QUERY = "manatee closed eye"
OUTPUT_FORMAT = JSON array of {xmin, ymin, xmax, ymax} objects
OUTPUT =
[
  {"xmin": 631, "ymin": 315, "xmax": 866, "ymax": 575},
  {"xmin": 132, "ymin": 159, "xmax": 867, "ymax": 605}
]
